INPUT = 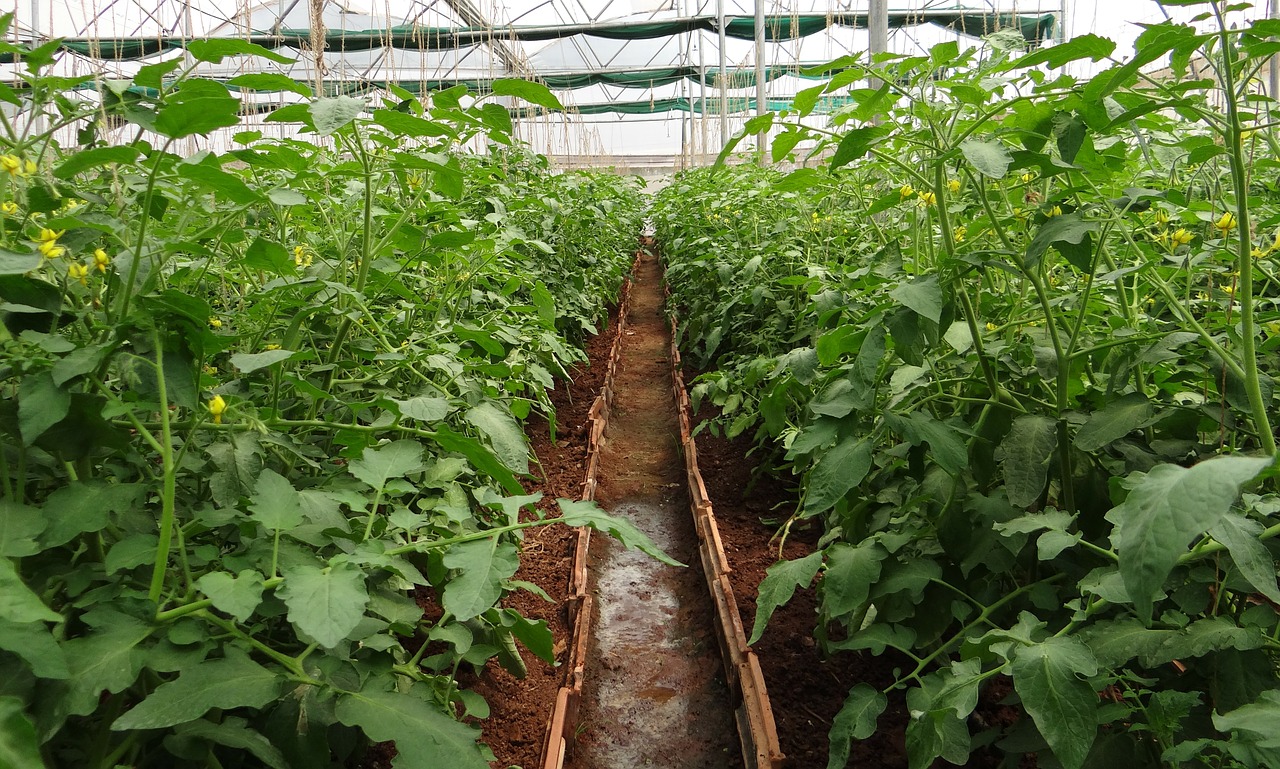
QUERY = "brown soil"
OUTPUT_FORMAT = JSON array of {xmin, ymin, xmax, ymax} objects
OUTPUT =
[
  {"xmin": 570, "ymin": 251, "xmax": 740, "ymax": 769},
  {"xmin": 467, "ymin": 295, "xmax": 626, "ymax": 769}
]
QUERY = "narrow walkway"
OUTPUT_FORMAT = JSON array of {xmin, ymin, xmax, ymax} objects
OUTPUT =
[{"xmin": 570, "ymin": 251, "xmax": 739, "ymax": 769}]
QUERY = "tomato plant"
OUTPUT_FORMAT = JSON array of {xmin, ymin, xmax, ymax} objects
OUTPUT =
[
  {"xmin": 0, "ymin": 17, "xmax": 668, "ymax": 769},
  {"xmin": 657, "ymin": 6, "xmax": 1280, "ymax": 768}
]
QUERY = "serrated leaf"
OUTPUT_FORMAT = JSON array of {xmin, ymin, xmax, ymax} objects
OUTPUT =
[
  {"xmin": 196, "ymin": 570, "xmax": 265, "ymax": 623},
  {"xmin": 559, "ymin": 498, "xmax": 682, "ymax": 567},
  {"xmin": 827, "ymin": 684, "xmax": 886, "ymax": 769},
  {"xmin": 173, "ymin": 716, "xmax": 288, "ymax": 769},
  {"xmin": 1011, "ymin": 637, "xmax": 1098, "ymax": 769},
  {"xmin": 394, "ymin": 396, "xmax": 449, "ymax": 423},
  {"xmin": 491, "ymin": 79, "xmax": 563, "ymax": 111},
  {"xmin": 831, "ymin": 125, "xmax": 891, "ymax": 170},
  {"xmin": 464, "ymin": 402, "xmax": 529, "ymax": 475},
  {"xmin": 1213, "ymin": 690, "xmax": 1280, "ymax": 749},
  {"xmin": 888, "ymin": 275, "xmax": 943, "ymax": 324},
  {"xmin": 0, "ymin": 696, "xmax": 46, "ymax": 769},
  {"xmin": 440, "ymin": 540, "xmax": 519, "ymax": 622},
  {"xmin": 348, "ymin": 440, "xmax": 426, "ymax": 490},
  {"xmin": 1013, "ymin": 33, "xmax": 1116, "ymax": 69},
  {"xmin": 0, "ymin": 557, "xmax": 58, "ymax": 624},
  {"xmin": 277, "ymin": 562, "xmax": 369, "ymax": 648},
  {"xmin": 1106, "ymin": 456, "xmax": 1270, "ymax": 620},
  {"xmin": 429, "ymin": 425, "xmax": 522, "ymax": 494},
  {"xmin": 335, "ymin": 686, "xmax": 487, "ymax": 769},
  {"xmin": 372, "ymin": 109, "xmax": 450, "ymax": 138},
  {"xmin": 1146, "ymin": 616, "xmax": 1265, "ymax": 665},
  {"xmin": 53, "ymin": 145, "xmax": 140, "ymax": 179},
  {"xmin": 805, "ymin": 436, "xmax": 873, "ymax": 515},
  {"xmin": 820, "ymin": 542, "xmax": 884, "ymax": 620},
  {"xmin": 0, "ymin": 250, "xmax": 41, "ymax": 275},
  {"xmin": 60, "ymin": 611, "xmax": 153, "ymax": 716},
  {"xmin": 1078, "ymin": 617, "xmax": 1173, "ymax": 667},
  {"xmin": 230, "ymin": 349, "xmax": 295, "ymax": 373},
  {"xmin": 249, "ymin": 469, "xmax": 303, "ymax": 531},
  {"xmin": 997, "ymin": 415, "xmax": 1058, "ymax": 508},
  {"xmin": 187, "ymin": 39, "xmax": 294, "ymax": 64},
  {"xmin": 960, "ymin": 138, "xmax": 1013, "ymax": 178},
  {"xmin": 154, "ymin": 80, "xmax": 241, "ymax": 139},
  {"xmin": 1208, "ymin": 513, "xmax": 1280, "ymax": 603},
  {"xmin": 1025, "ymin": 212, "xmax": 1096, "ymax": 271},
  {"xmin": 1074, "ymin": 393, "xmax": 1152, "ymax": 451},
  {"xmin": 227, "ymin": 72, "xmax": 312, "ymax": 97},
  {"xmin": 209, "ymin": 433, "xmax": 263, "ymax": 509},
  {"xmin": 310, "ymin": 96, "xmax": 365, "ymax": 136},
  {"xmin": 112, "ymin": 648, "xmax": 280, "ymax": 730},
  {"xmin": 0, "ymin": 619, "xmax": 69, "ymax": 679},
  {"xmin": 176, "ymin": 163, "xmax": 262, "ymax": 205},
  {"xmin": 749, "ymin": 552, "xmax": 824, "ymax": 644},
  {"xmin": 0, "ymin": 500, "xmax": 43, "ymax": 557},
  {"xmin": 18, "ymin": 371, "xmax": 70, "ymax": 446}
]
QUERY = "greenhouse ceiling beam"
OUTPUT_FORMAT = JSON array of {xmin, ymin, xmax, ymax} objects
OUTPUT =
[{"xmin": 440, "ymin": 0, "xmax": 535, "ymax": 78}]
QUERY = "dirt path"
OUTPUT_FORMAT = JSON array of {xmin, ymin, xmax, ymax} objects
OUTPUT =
[{"xmin": 569, "ymin": 251, "xmax": 740, "ymax": 769}]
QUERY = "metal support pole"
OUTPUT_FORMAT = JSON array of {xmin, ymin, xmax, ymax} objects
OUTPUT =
[
  {"xmin": 698, "ymin": 28, "xmax": 708, "ymax": 165},
  {"xmin": 868, "ymin": 0, "xmax": 888, "ymax": 125},
  {"xmin": 717, "ymin": 0, "xmax": 728, "ymax": 150},
  {"xmin": 754, "ymin": 0, "xmax": 766, "ymax": 162},
  {"xmin": 1271, "ymin": 0, "xmax": 1279, "ymax": 99},
  {"xmin": 1058, "ymin": 0, "xmax": 1068, "ymax": 44}
]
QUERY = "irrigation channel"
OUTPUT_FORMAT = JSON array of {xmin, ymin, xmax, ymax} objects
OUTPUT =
[{"xmin": 571, "ymin": 249, "xmax": 738, "ymax": 768}]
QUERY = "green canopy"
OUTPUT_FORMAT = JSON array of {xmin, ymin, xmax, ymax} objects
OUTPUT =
[{"xmin": 7, "ymin": 11, "xmax": 1055, "ymax": 62}]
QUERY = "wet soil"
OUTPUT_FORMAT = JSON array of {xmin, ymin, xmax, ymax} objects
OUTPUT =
[
  {"xmin": 468, "ymin": 297, "xmax": 626, "ymax": 769},
  {"xmin": 570, "ymin": 252, "xmax": 740, "ymax": 769}
]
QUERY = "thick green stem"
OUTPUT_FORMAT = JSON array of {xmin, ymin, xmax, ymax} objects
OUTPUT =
[{"xmin": 147, "ymin": 332, "xmax": 179, "ymax": 605}]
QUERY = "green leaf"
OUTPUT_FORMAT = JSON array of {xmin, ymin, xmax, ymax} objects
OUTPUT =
[
  {"xmin": 464, "ymin": 402, "xmax": 529, "ymax": 475},
  {"xmin": 830, "ymin": 125, "xmax": 891, "ymax": 170},
  {"xmin": 960, "ymin": 138, "xmax": 1013, "ymax": 178},
  {"xmin": 820, "ymin": 542, "xmax": 884, "ymax": 620},
  {"xmin": 905, "ymin": 698, "xmax": 970, "ymax": 769},
  {"xmin": 371, "ymin": 109, "xmax": 450, "ymax": 138},
  {"xmin": 60, "ymin": 611, "xmax": 153, "ymax": 716},
  {"xmin": 492, "ymin": 79, "xmax": 563, "ymax": 111},
  {"xmin": 1010, "ymin": 637, "xmax": 1099, "ymax": 769},
  {"xmin": 348, "ymin": 440, "xmax": 427, "ymax": 490},
  {"xmin": 53, "ymin": 145, "xmax": 140, "ymax": 179},
  {"xmin": 0, "ymin": 557, "xmax": 58, "ymax": 623},
  {"xmin": 112, "ymin": 648, "xmax": 280, "ymax": 730},
  {"xmin": 441, "ymin": 540, "xmax": 519, "ymax": 621},
  {"xmin": 0, "ymin": 696, "xmax": 46, "ymax": 769},
  {"xmin": 0, "ymin": 618, "xmax": 68, "ymax": 679},
  {"xmin": 827, "ymin": 684, "xmax": 886, "ymax": 769},
  {"xmin": 1146, "ymin": 616, "xmax": 1265, "ymax": 665},
  {"xmin": 0, "ymin": 250, "xmax": 41, "ymax": 276},
  {"xmin": 154, "ymin": 80, "xmax": 241, "ymax": 139},
  {"xmin": 1213, "ymin": 690, "xmax": 1280, "ymax": 749},
  {"xmin": 227, "ymin": 73, "xmax": 311, "ymax": 97},
  {"xmin": 559, "ymin": 498, "xmax": 682, "ymax": 566},
  {"xmin": 0, "ymin": 500, "xmax": 43, "ymax": 557},
  {"xmin": 196, "ymin": 570, "xmax": 265, "ymax": 623},
  {"xmin": 172, "ymin": 716, "xmax": 288, "ymax": 769},
  {"xmin": 18, "ymin": 371, "xmax": 70, "ymax": 446},
  {"xmin": 429, "ymin": 425, "xmax": 522, "ymax": 494},
  {"xmin": 186, "ymin": 38, "xmax": 295, "ymax": 64},
  {"xmin": 208, "ymin": 433, "xmax": 262, "ymax": 509},
  {"xmin": 335, "ymin": 686, "xmax": 487, "ymax": 769},
  {"xmin": 888, "ymin": 275, "xmax": 942, "ymax": 324},
  {"xmin": 749, "ymin": 551, "xmax": 823, "ymax": 644},
  {"xmin": 1209, "ymin": 513, "xmax": 1280, "ymax": 603},
  {"xmin": 230, "ymin": 349, "xmax": 295, "ymax": 373},
  {"xmin": 1073, "ymin": 392, "xmax": 1152, "ymax": 451},
  {"xmin": 277, "ymin": 562, "xmax": 369, "ymax": 648},
  {"xmin": 805, "ymin": 436, "xmax": 873, "ymax": 515},
  {"xmin": 1078, "ymin": 617, "xmax": 1173, "ymax": 667},
  {"xmin": 310, "ymin": 96, "xmax": 365, "ymax": 136},
  {"xmin": 1025, "ymin": 212, "xmax": 1096, "ymax": 271},
  {"xmin": 392, "ymin": 397, "xmax": 449, "ymax": 423},
  {"xmin": 1106, "ymin": 456, "xmax": 1270, "ymax": 620},
  {"xmin": 997, "ymin": 415, "xmax": 1057, "ymax": 509},
  {"xmin": 243, "ymin": 236, "xmax": 293, "ymax": 274},
  {"xmin": 176, "ymin": 163, "xmax": 263, "ymax": 205},
  {"xmin": 249, "ymin": 469, "xmax": 303, "ymax": 531},
  {"xmin": 1012, "ymin": 34, "xmax": 1116, "ymax": 69}
]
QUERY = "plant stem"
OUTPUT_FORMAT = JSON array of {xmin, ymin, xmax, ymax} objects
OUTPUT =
[{"xmin": 147, "ymin": 331, "xmax": 179, "ymax": 605}]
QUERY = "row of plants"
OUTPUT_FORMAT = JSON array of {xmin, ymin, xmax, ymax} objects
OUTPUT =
[
  {"xmin": 0, "ymin": 18, "xmax": 660, "ymax": 769},
  {"xmin": 655, "ymin": 7, "xmax": 1280, "ymax": 769}
]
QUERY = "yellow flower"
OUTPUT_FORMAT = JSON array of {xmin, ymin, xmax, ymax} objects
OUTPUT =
[
  {"xmin": 1268, "ymin": 321, "xmax": 1280, "ymax": 335},
  {"xmin": 37, "ymin": 228, "xmax": 64, "ymax": 243},
  {"xmin": 1046, "ymin": 205, "xmax": 1062, "ymax": 217},
  {"xmin": 293, "ymin": 245, "xmax": 313, "ymax": 268},
  {"xmin": 985, "ymin": 322, "xmax": 997, "ymax": 332},
  {"xmin": 23, "ymin": 160, "xmax": 36, "ymax": 176},
  {"xmin": 406, "ymin": 174, "xmax": 423, "ymax": 190},
  {"xmin": 93, "ymin": 248, "xmax": 110, "ymax": 272},
  {"xmin": 1253, "ymin": 248, "xmax": 1266, "ymax": 259},
  {"xmin": 1020, "ymin": 172, "xmax": 1034, "ymax": 183},
  {"xmin": 264, "ymin": 343, "xmax": 281, "ymax": 351},
  {"xmin": 208, "ymin": 394, "xmax": 227, "ymax": 424},
  {"xmin": 209, "ymin": 317, "xmax": 222, "ymax": 329},
  {"xmin": 0, "ymin": 155, "xmax": 22, "ymax": 176},
  {"xmin": 811, "ymin": 212, "xmax": 820, "ymax": 220},
  {"xmin": 1154, "ymin": 209, "xmax": 1169, "ymax": 225},
  {"xmin": 67, "ymin": 261, "xmax": 88, "ymax": 284},
  {"xmin": 1171, "ymin": 228, "xmax": 1194, "ymax": 246},
  {"xmin": 954, "ymin": 225, "xmax": 967, "ymax": 243},
  {"xmin": 947, "ymin": 178, "xmax": 961, "ymax": 193},
  {"xmin": 60, "ymin": 198, "xmax": 84, "ymax": 212},
  {"xmin": 900, "ymin": 184, "xmax": 914, "ymax": 199},
  {"xmin": 1, "ymin": 201, "xmax": 17, "ymax": 216},
  {"xmin": 38, "ymin": 240, "xmax": 65, "ymax": 259},
  {"xmin": 1241, "ymin": 129, "xmax": 1255, "ymax": 141},
  {"xmin": 1215, "ymin": 212, "xmax": 1236, "ymax": 232},
  {"xmin": 919, "ymin": 191, "xmax": 937, "ymax": 206}
]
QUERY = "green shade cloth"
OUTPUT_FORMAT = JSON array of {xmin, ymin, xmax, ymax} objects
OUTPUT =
[
  {"xmin": 512, "ymin": 94, "xmax": 856, "ymax": 117},
  {"xmin": 3, "ymin": 11, "xmax": 1054, "ymax": 62}
]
